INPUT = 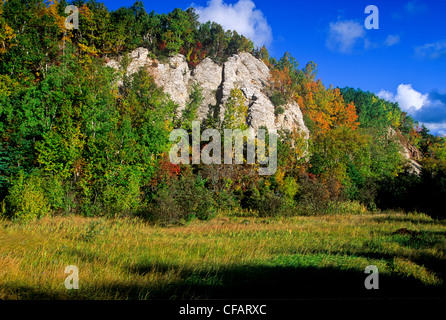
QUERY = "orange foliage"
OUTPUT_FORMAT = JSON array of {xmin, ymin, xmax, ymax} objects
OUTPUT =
[
  {"xmin": 270, "ymin": 66, "xmax": 293, "ymax": 97},
  {"xmin": 297, "ymin": 80, "xmax": 359, "ymax": 133}
]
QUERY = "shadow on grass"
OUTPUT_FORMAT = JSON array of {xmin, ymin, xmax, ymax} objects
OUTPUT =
[
  {"xmin": 132, "ymin": 261, "xmax": 446, "ymax": 300},
  {"xmin": 2, "ymin": 261, "xmax": 445, "ymax": 300}
]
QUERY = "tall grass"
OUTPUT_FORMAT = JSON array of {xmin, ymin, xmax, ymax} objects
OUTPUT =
[{"xmin": 0, "ymin": 210, "xmax": 445, "ymax": 299}]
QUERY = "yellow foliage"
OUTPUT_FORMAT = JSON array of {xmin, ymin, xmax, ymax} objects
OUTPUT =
[
  {"xmin": 0, "ymin": 9, "xmax": 16, "ymax": 55},
  {"xmin": 45, "ymin": 0, "xmax": 66, "ymax": 31},
  {"xmin": 275, "ymin": 167, "xmax": 286, "ymax": 187},
  {"xmin": 78, "ymin": 42, "xmax": 99, "ymax": 65},
  {"xmin": 223, "ymin": 88, "xmax": 248, "ymax": 130},
  {"xmin": 0, "ymin": 74, "xmax": 19, "ymax": 97}
]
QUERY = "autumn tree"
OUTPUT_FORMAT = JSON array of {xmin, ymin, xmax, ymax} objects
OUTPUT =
[
  {"xmin": 296, "ymin": 80, "xmax": 359, "ymax": 134},
  {"xmin": 0, "ymin": 1, "xmax": 16, "ymax": 56}
]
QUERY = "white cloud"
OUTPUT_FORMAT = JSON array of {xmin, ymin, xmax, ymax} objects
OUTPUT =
[
  {"xmin": 326, "ymin": 20, "xmax": 366, "ymax": 53},
  {"xmin": 377, "ymin": 89, "xmax": 395, "ymax": 102},
  {"xmin": 415, "ymin": 39, "xmax": 446, "ymax": 59},
  {"xmin": 192, "ymin": 0, "xmax": 272, "ymax": 47},
  {"xmin": 395, "ymin": 84, "xmax": 430, "ymax": 112},
  {"xmin": 378, "ymin": 86, "xmax": 446, "ymax": 136},
  {"xmin": 385, "ymin": 34, "xmax": 400, "ymax": 47},
  {"xmin": 377, "ymin": 84, "xmax": 430, "ymax": 113},
  {"xmin": 421, "ymin": 123, "xmax": 446, "ymax": 136}
]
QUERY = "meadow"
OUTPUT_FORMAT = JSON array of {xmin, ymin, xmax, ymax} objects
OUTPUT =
[{"xmin": 0, "ymin": 209, "xmax": 445, "ymax": 300}]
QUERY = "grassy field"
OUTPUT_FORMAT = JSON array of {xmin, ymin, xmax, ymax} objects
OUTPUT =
[{"xmin": 0, "ymin": 210, "xmax": 445, "ymax": 300}]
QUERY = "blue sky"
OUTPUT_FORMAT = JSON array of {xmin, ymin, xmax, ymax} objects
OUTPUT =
[{"xmin": 102, "ymin": 0, "xmax": 446, "ymax": 135}]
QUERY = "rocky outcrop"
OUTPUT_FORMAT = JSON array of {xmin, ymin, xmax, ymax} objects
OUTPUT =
[
  {"xmin": 388, "ymin": 127, "xmax": 422, "ymax": 174},
  {"xmin": 190, "ymin": 57, "xmax": 222, "ymax": 119},
  {"xmin": 106, "ymin": 48, "xmax": 309, "ymax": 139},
  {"xmin": 150, "ymin": 54, "xmax": 191, "ymax": 111}
]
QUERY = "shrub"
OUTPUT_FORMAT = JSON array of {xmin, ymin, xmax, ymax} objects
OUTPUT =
[
  {"xmin": 274, "ymin": 106, "xmax": 285, "ymax": 116},
  {"xmin": 295, "ymin": 174, "xmax": 346, "ymax": 215},
  {"xmin": 214, "ymin": 188, "xmax": 240, "ymax": 211},
  {"xmin": 41, "ymin": 174, "xmax": 77, "ymax": 215},
  {"xmin": 257, "ymin": 190, "xmax": 288, "ymax": 217},
  {"xmin": 376, "ymin": 170, "xmax": 421, "ymax": 212},
  {"xmin": 355, "ymin": 178, "xmax": 379, "ymax": 211},
  {"xmin": 146, "ymin": 185, "xmax": 182, "ymax": 224},
  {"xmin": 280, "ymin": 176, "xmax": 299, "ymax": 201},
  {"xmin": 3, "ymin": 171, "xmax": 50, "ymax": 220},
  {"xmin": 269, "ymin": 91, "xmax": 287, "ymax": 108},
  {"xmin": 146, "ymin": 173, "xmax": 215, "ymax": 224},
  {"xmin": 101, "ymin": 178, "xmax": 142, "ymax": 217},
  {"xmin": 374, "ymin": 161, "xmax": 446, "ymax": 219},
  {"xmin": 239, "ymin": 184, "xmax": 290, "ymax": 217}
]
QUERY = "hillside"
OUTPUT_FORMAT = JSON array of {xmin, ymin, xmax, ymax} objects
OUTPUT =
[{"xmin": 1, "ymin": 0, "xmax": 446, "ymax": 221}]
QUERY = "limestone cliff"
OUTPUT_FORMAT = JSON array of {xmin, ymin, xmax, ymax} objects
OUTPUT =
[{"xmin": 106, "ymin": 48, "xmax": 309, "ymax": 139}]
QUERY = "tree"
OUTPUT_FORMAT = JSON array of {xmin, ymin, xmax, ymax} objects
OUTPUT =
[
  {"xmin": 109, "ymin": 1, "xmax": 152, "ymax": 53},
  {"xmin": 225, "ymin": 30, "xmax": 254, "ymax": 56},
  {"xmin": 0, "ymin": 2, "xmax": 16, "ymax": 56},
  {"xmin": 297, "ymin": 81, "xmax": 359, "ymax": 134},
  {"xmin": 206, "ymin": 22, "xmax": 227, "ymax": 62},
  {"xmin": 254, "ymin": 45, "xmax": 269, "ymax": 64},
  {"xmin": 181, "ymin": 83, "xmax": 203, "ymax": 130},
  {"xmin": 222, "ymin": 88, "xmax": 248, "ymax": 130},
  {"xmin": 161, "ymin": 8, "xmax": 197, "ymax": 54},
  {"xmin": 1, "ymin": 0, "xmax": 65, "ymax": 80}
]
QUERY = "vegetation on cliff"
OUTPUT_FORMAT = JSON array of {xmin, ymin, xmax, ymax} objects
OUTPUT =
[{"xmin": 1, "ymin": 0, "xmax": 445, "ymax": 222}]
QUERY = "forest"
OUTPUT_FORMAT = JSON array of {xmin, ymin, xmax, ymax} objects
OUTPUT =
[{"xmin": 1, "ymin": 0, "xmax": 446, "ymax": 223}]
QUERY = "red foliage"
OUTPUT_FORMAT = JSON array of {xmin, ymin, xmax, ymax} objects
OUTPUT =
[
  {"xmin": 149, "ymin": 154, "xmax": 181, "ymax": 187},
  {"xmin": 160, "ymin": 156, "xmax": 181, "ymax": 177},
  {"xmin": 158, "ymin": 41, "xmax": 167, "ymax": 51},
  {"xmin": 182, "ymin": 42, "xmax": 207, "ymax": 68}
]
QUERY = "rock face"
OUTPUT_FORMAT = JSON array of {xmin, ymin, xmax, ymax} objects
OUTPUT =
[
  {"xmin": 106, "ymin": 48, "xmax": 309, "ymax": 139},
  {"xmin": 190, "ymin": 57, "xmax": 222, "ymax": 119},
  {"xmin": 388, "ymin": 127, "xmax": 422, "ymax": 174}
]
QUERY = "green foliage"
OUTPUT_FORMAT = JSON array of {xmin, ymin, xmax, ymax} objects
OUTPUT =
[
  {"xmin": 280, "ymin": 176, "xmax": 299, "ymax": 200},
  {"xmin": 101, "ymin": 170, "xmax": 142, "ymax": 217},
  {"xmin": 340, "ymin": 87, "xmax": 419, "ymax": 146},
  {"xmin": 270, "ymin": 91, "xmax": 287, "ymax": 108},
  {"xmin": 0, "ymin": 146, "xmax": 10, "ymax": 196},
  {"xmin": 340, "ymin": 87, "xmax": 398, "ymax": 129},
  {"xmin": 0, "ymin": 0, "xmax": 441, "ymax": 221},
  {"xmin": 160, "ymin": 8, "xmax": 197, "ymax": 54},
  {"xmin": 222, "ymin": 88, "xmax": 248, "ymax": 130},
  {"xmin": 0, "ymin": 36, "xmax": 178, "ymax": 219},
  {"xmin": 109, "ymin": 1, "xmax": 153, "ymax": 53},
  {"xmin": 181, "ymin": 83, "xmax": 203, "ymax": 130},
  {"xmin": 274, "ymin": 106, "xmax": 285, "ymax": 116},
  {"xmin": 146, "ymin": 173, "xmax": 215, "ymax": 224},
  {"xmin": 378, "ymin": 161, "xmax": 446, "ymax": 219},
  {"xmin": 238, "ymin": 183, "xmax": 290, "ymax": 217},
  {"xmin": 3, "ymin": 171, "xmax": 50, "ymax": 220}
]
